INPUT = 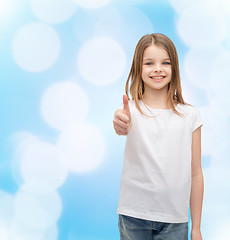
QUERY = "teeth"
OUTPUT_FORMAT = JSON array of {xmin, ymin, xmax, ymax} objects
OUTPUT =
[{"xmin": 151, "ymin": 76, "xmax": 164, "ymax": 79}]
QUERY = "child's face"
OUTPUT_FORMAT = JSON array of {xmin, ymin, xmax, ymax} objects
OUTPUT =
[{"xmin": 142, "ymin": 44, "xmax": 172, "ymax": 93}]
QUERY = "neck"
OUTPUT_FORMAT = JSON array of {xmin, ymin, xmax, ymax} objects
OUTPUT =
[{"xmin": 142, "ymin": 88, "xmax": 170, "ymax": 109}]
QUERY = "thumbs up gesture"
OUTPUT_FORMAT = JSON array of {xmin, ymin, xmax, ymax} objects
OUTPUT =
[{"xmin": 113, "ymin": 95, "xmax": 132, "ymax": 135}]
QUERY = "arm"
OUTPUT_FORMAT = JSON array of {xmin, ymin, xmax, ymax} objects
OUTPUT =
[{"xmin": 190, "ymin": 126, "xmax": 204, "ymax": 240}]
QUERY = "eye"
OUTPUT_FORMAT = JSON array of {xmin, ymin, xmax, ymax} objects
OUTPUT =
[
  {"xmin": 145, "ymin": 62, "xmax": 152, "ymax": 65},
  {"xmin": 163, "ymin": 62, "xmax": 171, "ymax": 65}
]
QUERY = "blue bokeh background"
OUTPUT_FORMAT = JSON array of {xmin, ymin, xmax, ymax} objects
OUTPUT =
[{"xmin": 1, "ymin": 0, "xmax": 230, "ymax": 239}]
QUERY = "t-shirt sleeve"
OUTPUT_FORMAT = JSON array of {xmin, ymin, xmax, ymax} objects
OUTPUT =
[{"xmin": 191, "ymin": 107, "xmax": 203, "ymax": 132}]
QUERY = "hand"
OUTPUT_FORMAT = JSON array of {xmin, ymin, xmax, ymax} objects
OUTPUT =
[
  {"xmin": 191, "ymin": 229, "xmax": 202, "ymax": 240},
  {"xmin": 113, "ymin": 95, "xmax": 132, "ymax": 135}
]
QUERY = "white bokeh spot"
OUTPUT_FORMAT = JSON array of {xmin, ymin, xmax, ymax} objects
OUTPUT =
[
  {"xmin": 79, "ymin": 6, "xmax": 122, "ymax": 42},
  {"xmin": 43, "ymin": 225, "xmax": 58, "ymax": 240},
  {"xmin": 74, "ymin": 0, "xmax": 111, "ymax": 9},
  {"xmin": 20, "ymin": 141, "xmax": 68, "ymax": 190},
  {"xmin": 14, "ymin": 187, "xmax": 62, "ymax": 229},
  {"xmin": 41, "ymin": 81, "xmax": 89, "ymax": 130},
  {"xmin": 202, "ymin": 143, "xmax": 230, "ymax": 239},
  {"xmin": 209, "ymin": 50, "xmax": 230, "ymax": 95},
  {"xmin": 169, "ymin": 0, "xmax": 200, "ymax": 13},
  {"xmin": 10, "ymin": 217, "xmax": 57, "ymax": 240},
  {"xmin": 217, "ymin": 0, "xmax": 230, "ymax": 15},
  {"xmin": 30, "ymin": 0, "xmax": 77, "ymax": 24},
  {"xmin": 177, "ymin": 3, "xmax": 227, "ymax": 47},
  {"xmin": 57, "ymin": 124, "xmax": 106, "ymax": 172},
  {"xmin": 207, "ymin": 50, "xmax": 230, "ymax": 115},
  {"xmin": 77, "ymin": 37, "xmax": 126, "ymax": 85},
  {"xmin": 198, "ymin": 106, "xmax": 229, "ymax": 155},
  {"xmin": 114, "ymin": 6, "xmax": 154, "ymax": 54},
  {"xmin": 0, "ymin": 0, "xmax": 14, "ymax": 21},
  {"xmin": 12, "ymin": 22, "xmax": 60, "ymax": 72},
  {"xmin": 11, "ymin": 235, "xmax": 43, "ymax": 240},
  {"xmin": 0, "ymin": 224, "xmax": 8, "ymax": 240},
  {"xmin": 11, "ymin": 132, "xmax": 41, "ymax": 186},
  {"xmin": 183, "ymin": 46, "xmax": 226, "ymax": 89},
  {"xmin": 0, "ymin": 191, "xmax": 15, "ymax": 237}
]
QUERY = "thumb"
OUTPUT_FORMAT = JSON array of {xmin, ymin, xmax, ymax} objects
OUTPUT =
[{"xmin": 123, "ymin": 95, "xmax": 131, "ymax": 119}]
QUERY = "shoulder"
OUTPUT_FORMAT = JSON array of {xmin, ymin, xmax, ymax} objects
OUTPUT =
[
  {"xmin": 177, "ymin": 103, "xmax": 203, "ymax": 131},
  {"xmin": 176, "ymin": 103, "xmax": 201, "ymax": 116}
]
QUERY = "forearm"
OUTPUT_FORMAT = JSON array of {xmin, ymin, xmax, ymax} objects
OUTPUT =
[{"xmin": 190, "ymin": 171, "xmax": 204, "ymax": 230}]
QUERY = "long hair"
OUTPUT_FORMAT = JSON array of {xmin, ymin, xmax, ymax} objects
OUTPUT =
[{"xmin": 125, "ymin": 33, "xmax": 189, "ymax": 116}]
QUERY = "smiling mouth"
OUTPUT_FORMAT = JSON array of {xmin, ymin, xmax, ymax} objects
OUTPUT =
[{"xmin": 150, "ymin": 76, "xmax": 166, "ymax": 79}]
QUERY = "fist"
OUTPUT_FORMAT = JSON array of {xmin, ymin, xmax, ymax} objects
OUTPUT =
[{"xmin": 113, "ymin": 95, "xmax": 132, "ymax": 136}]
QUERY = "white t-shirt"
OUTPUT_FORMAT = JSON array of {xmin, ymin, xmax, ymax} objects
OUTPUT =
[{"xmin": 117, "ymin": 100, "xmax": 203, "ymax": 223}]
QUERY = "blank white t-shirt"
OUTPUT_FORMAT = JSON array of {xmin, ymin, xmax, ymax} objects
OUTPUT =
[{"xmin": 117, "ymin": 100, "xmax": 203, "ymax": 223}]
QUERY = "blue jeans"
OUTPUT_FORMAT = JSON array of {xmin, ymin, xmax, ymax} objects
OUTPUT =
[{"xmin": 118, "ymin": 214, "xmax": 188, "ymax": 240}]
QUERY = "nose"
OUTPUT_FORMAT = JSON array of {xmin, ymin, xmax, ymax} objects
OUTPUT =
[{"xmin": 153, "ymin": 63, "xmax": 162, "ymax": 72}]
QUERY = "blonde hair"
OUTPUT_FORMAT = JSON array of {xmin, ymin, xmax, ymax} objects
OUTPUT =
[{"xmin": 125, "ymin": 33, "xmax": 189, "ymax": 116}]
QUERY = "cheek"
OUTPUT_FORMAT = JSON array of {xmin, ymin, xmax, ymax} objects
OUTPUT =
[
  {"xmin": 166, "ymin": 67, "xmax": 172, "ymax": 76},
  {"xmin": 142, "ymin": 67, "xmax": 148, "ymax": 77}
]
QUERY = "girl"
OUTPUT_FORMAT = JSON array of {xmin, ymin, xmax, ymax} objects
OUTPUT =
[{"xmin": 113, "ymin": 33, "xmax": 204, "ymax": 240}]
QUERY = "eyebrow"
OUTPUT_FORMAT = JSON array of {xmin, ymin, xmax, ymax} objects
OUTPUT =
[{"xmin": 143, "ymin": 58, "xmax": 170, "ymax": 61}]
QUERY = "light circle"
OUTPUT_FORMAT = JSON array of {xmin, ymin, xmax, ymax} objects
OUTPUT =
[
  {"xmin": 57, "ymin": 124, "xmax": 106, "ymax": 172},
  {"xmin": 14, "ymin": 187, "xmax": 62, "ymax": 229},
  {"xmin": 0, "ymin": 0, "xmax": 14, "ymax": 21},
  {"xmin": 0, "ymin": 224, "xmax": 8, "ymax": 240},
  {"xmin": 73, "ymin": 6, "xmax": 122, "ymax": 44},
  {"xmin": 207, "ymin": 50, "xmax": 230, "ymax": 114},
  {"xmin": 209, "ymin": 50, "xmax": 230, "ymax": 94},
  {"xmin": 198, "ymin": 106, "xmax": 229, "ymax": 155},
  {"xmin": 11, "ymin": 132, "xmax": 40, "ymax": 186},
  {"xmin": 183, "ymin": 46, "xmax": 225, "ymax": 89},
  {"xmin": 169, "ymin": 0, "xmax": 200, "ymax": 14},
  {"xmin": 75, "ymin": 0, "xmax": 111, "ymax": 9},
  {"xmin": 20, "ymin": 141, "xmax": 68, "ymax": 190},
  {"xmin": 12, "ymin": 22, "xmax": 60, "ymax": 72},
  {"xmin": 112, "ymin": 6, "xmax": 154, "ymax": 55},
  {"xmin": 10, "ymin": 215, "xmax": 56, "ymax": 240},
  {"xmin": 218, "ymin": 0, "xmax": 230, "ymax": 16},
  {"xmin": 30, "ymin": 0, "xmax": 77, "ymax": 24},
  {"xmin": 41, "ymin": 81, "xmax": 89, "ymax": 130},
  {"xmin": 177, "ymin": 3, "xmax": 227, "ymax": 47},
  {"xmin": 43, "ymin": 225, "xmax": 58, "ymax": 240},
  {"xmin": 0, "ymin": 191, "xmax": 15, "ymax": 229},
  {"xmin": 11, "ymin": 235, "xmax": 43, "ymax": 240},
  {"xmin": 77, "ymin": 37, "xmax": 126, "ymax": 85}
]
